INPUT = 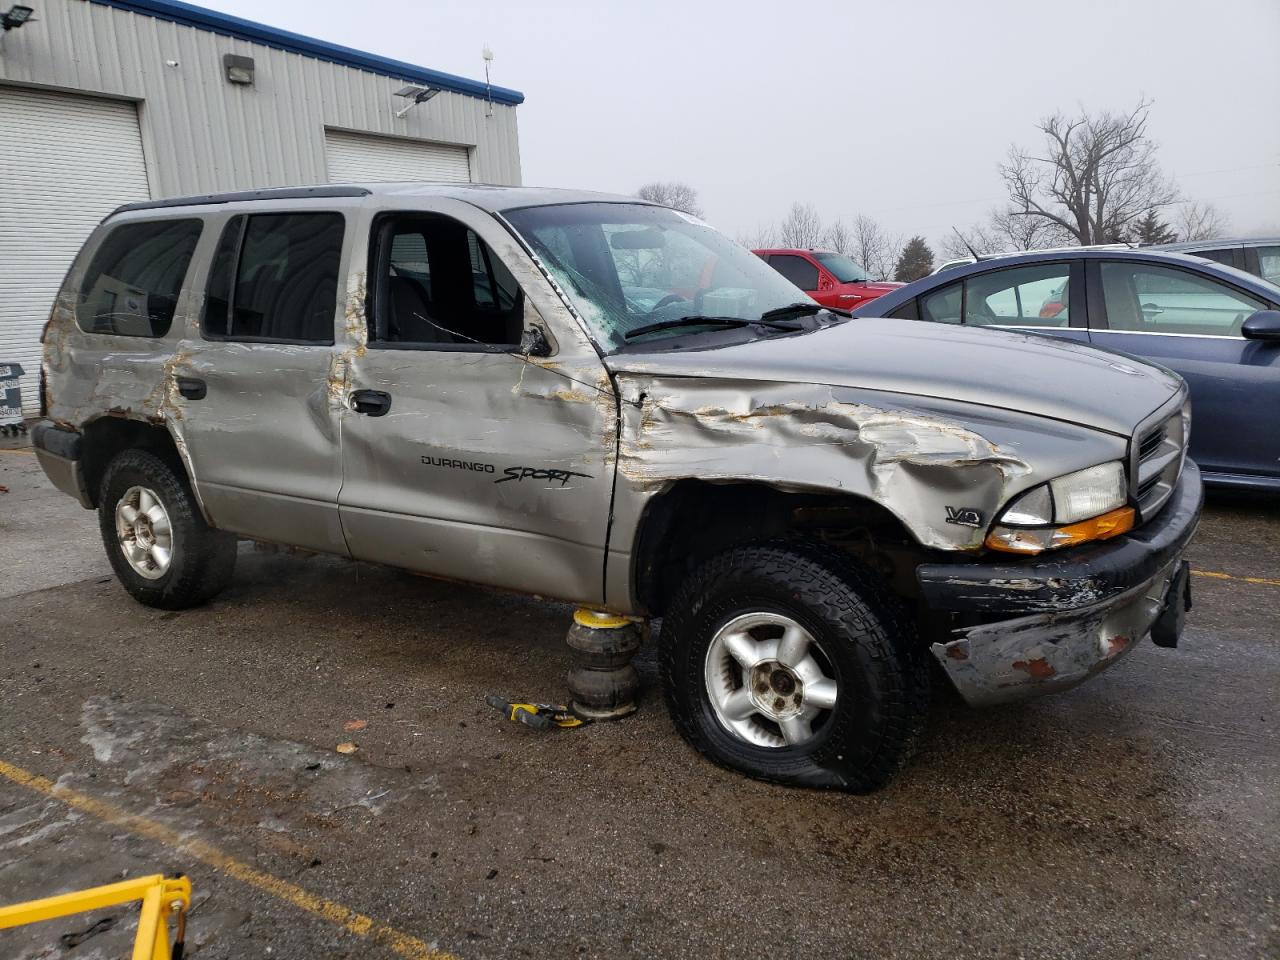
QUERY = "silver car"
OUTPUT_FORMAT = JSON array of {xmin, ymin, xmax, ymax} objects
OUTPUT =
[{"xmin": 33, "ymin": 184, "xmax": 1201, "ymax": 791}]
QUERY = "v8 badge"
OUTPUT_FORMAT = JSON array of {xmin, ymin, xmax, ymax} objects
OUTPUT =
[{"xmin": 945, "ymin": 506, "xmax": 983, "ymax": 528}]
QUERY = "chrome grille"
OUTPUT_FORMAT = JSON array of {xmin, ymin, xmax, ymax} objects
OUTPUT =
[{"xmin": 1131, "ymin": 398, "xmax": 1188, "ymax": 520}]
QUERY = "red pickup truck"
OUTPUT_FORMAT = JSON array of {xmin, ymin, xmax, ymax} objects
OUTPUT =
[{"xmin": 753, "ymin": 248, "xmax": 902, "ymax": 310}]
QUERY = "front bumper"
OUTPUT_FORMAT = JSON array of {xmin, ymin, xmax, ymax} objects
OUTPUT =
[{"xmin": 917, "ymin": 459, "xmax": 1203, "ymax": 706}]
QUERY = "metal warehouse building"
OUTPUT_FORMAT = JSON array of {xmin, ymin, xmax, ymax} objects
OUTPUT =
[{"xmin": 0, "ymin": 0, "xmax": 525, "ymax": 410}]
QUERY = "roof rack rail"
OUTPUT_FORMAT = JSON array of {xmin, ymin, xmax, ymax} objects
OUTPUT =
[{"xmin": 111, "ymin": 185, "xmax": 372, "ymax": 216}]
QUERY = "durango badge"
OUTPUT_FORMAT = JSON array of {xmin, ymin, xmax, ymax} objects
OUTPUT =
[{"xmin": 945, "ymin": 507, "xmax": 983, "ymax": 528}]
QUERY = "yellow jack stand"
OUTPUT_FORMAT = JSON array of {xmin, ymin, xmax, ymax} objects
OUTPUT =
[
  {"xmin": 566, "ymin": 608, "xmax": 643, "ymax": 719},
  {"xmin": 0, "ymin": 873, "xmax": 191, "ymax": 960}
]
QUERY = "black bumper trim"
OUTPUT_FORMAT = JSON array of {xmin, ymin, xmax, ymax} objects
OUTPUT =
[
  {"xmin": 31, "ymin": 421, "xmax": 83, "ymax": 461},
  {"xmin": 917, "ymin": 459, "xmax": 1203, "ymax": 614}
]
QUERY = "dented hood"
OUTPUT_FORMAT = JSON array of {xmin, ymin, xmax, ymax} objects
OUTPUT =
[{"xmin": 605, "ymin": 316, "xmax": 1182, "ymax": 437}]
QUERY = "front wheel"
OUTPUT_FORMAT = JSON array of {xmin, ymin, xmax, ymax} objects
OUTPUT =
[
  {"xmin": 660, "ymin": 541, "xmax": 929, "ymax": 792},
  {"xmin": 98, "ymin": 448, "xmax": 237, "ymax": 609}
]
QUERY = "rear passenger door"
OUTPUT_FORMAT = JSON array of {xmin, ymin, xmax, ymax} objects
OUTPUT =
[
  {"xmin": 1087, "ymin": 259, "xmax": 1280, "ymax": 480},
  {"xmin": 175, "ymin": 208, "xmax": 353, "ymax": 553},
  {"xmin": 336, "ymin": 200, "xmax": 617, "ymax": 605}
]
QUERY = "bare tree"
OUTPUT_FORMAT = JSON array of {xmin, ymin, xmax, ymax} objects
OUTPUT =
[
  {"xmin": 1000, "ymin": 99, "xmax": 1180, "ymax": 245},
  {"xmin": 636, "ymin": 181, "xmax": 703, "ymax": 217},
  {"xmin": 779, "ymin": 203, "xmax": 825, "ymax": 249},
  {"xmin": 822, "ymin": 219, "xmax": 854, "ymax": 256},
  {"xmin": 1175, "ymin": 201, "xmax": 1228, "ymax": 242},
  {"xmin": 851, "ymin": 215, "xmax": 903, "ymax": 280},
  {"xmin": 990, "ymin": 207, "xmax": 1070, "ymax": 250},
  {"xmin": 942, "ymin": 206, "xmax": 1072, "ymax": 261},
  {"xmin": 736, "ymin": 222, "xmax": 779, "ymax": 249}
]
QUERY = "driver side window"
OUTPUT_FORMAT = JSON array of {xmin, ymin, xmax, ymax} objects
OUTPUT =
[
  {"xmin": 1099, "ymin": 262, "xmax": 1264, "ymax": 336},
  {"xmin": 372, "ymin": 214, "xmax": 524, "ymax": 350},
  {"xmin": 767, "ymin": 255, "xmax": 820, "ymax": 292}
]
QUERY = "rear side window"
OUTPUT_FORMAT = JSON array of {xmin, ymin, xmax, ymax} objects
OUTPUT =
[
  {"xmin": 76, "ymin": 219, "xmax": 202, "ymax": 336},
  {"xmin": 204, "ymin": 213, "xmax": 344, "ymax": 343},
  {"xmin": 768, "ymin": 254, "xmax": 820, "ymax": 291}
]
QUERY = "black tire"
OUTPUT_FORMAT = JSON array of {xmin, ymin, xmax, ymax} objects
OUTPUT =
[
  {"xmin": 97, "ymin": 448, "xmax": 236, "ymax": 609},
  {"xmin": 660, "ymin": 540, "xmax": 929, "ymax": 792}
]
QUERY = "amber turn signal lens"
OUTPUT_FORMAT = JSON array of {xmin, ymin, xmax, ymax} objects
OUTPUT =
[{"xmin": 985, "ymin": 506, "xmax": 1136, "ymax": 555}]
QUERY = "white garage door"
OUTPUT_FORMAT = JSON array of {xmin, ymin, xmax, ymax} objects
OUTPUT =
[
  {"xmin": 325, "ymin": 129, "xmax": 471, "ymax": 183},
  {"xmin": 0, "ymin": 86, "xmax": 150, "ymax": 413}
]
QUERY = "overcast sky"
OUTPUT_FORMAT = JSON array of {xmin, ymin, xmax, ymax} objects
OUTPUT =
[{"xmin": 215, "ymin": 0, "xmax": 1280, "ymax": 248}]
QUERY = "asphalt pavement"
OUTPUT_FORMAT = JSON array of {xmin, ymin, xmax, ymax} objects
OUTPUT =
[{"xmin": 1, "ymin": 439, "xmax": 1277, "ymax": 960}]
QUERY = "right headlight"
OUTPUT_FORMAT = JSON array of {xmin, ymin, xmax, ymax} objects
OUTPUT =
[{"xmin": 985, "ymin": 460, "xmax": 1133, "ymax": 555}]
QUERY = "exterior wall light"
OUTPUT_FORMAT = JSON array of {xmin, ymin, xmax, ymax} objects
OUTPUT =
[
  {"xmin": 222, "ymin": 53, "xmax": 254, "ymax": 85},
  {"xmin": 393, "ymin": 84, "xmax": 440, "ymax": 118},
  {"xmin": 2, "ymin": 5, "xmax": 35, "ymax": 30}
]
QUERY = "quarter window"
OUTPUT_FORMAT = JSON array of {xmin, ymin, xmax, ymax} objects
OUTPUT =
[
  {"xmin": 372, "ymin": 215, "xmax": 524, "ymax": 348},
  {"xmin": 76, "ymin": 219, "xmax": 202, "ymax": 337},
  {"xmin": 1256, "ymin": 245, "xmax": 1280, "ymax": 286},
  {"xmin": 1190, "ymin": 247, "xmax": 1235, "ymax": 268},
  {"xmin": 963, "ymin": 263, "xmax": 1071, "ymax": 327},
  {"xmin": 204, "ymin": 213, "xmax": 344, "ymax": 343},
  {"xmin": 768, "ymin": 255, "xmax": 820, "ymax": 291},
  {"xmin": 1099, "ymin": 262, "xmax": 1265, "ymax": 336},
  {"xmin": 920, "ymin": 281, "xmax": 962, "ymax": 324}
]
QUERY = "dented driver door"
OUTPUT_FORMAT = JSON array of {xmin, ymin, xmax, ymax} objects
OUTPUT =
[{"xmin": 336, "ymin": 199, "xmax": 618, "ymax": 605}]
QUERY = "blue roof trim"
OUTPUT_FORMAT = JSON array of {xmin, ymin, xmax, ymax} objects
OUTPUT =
[{"xmin": 90, "ymin": 0, "xmax": 525, "ymax": 105}]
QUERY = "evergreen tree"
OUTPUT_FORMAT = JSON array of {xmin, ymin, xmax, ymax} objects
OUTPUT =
[
  {"xmin": 1129, "ymin": 209, "xmax": 1177, "ymax": 245},
  {"xmin": 893, "ymin": 236, "xmax": 934, "ymax": 282}
]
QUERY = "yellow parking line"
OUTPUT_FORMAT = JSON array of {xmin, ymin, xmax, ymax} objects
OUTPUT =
[
  {"xmin": 1192, "ymin": 569, "xmax": 1280, "ymax": 588},
  {"xmin": 0, "ymin": 448, "xmax": 33, "ymax": 455},
  {"xmin": 0, "ymin": 758, "xmax": 455, "ymax": 960}
]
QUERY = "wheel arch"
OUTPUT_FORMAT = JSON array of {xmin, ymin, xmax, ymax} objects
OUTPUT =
[
  {"xmin": 628, "ymin": 479, "xmax": 930, "ymax": 618},
  {"xmin": 80, "ymin": 415, "xmax": 207, "ymax": 519}
]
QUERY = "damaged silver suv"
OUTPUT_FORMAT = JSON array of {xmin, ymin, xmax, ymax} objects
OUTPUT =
[{"xmin": 34, "ymin": 184, "xmax": 1201, "ymax": 791}]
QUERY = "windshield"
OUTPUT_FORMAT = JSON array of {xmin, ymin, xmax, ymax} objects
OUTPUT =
[
  {"xmin": 503, "ymin": 202, "xmax": 819, "ymax": 351},
  {"xmin": 813, "ymin": 251, "xmax": 870, "ymax": 283}
]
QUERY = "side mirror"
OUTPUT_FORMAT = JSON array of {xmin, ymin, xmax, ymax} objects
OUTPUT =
[
  {"xmin": 1242, "ymin": 309, "xmax": 1280, "ymax": 341},
  {"xmin": 519, "ymin": 325, "xmax": 552, "ymax": 357}
]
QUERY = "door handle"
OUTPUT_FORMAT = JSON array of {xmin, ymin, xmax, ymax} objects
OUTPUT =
[
  {"xmin": 175, "ymin": 377, "xmax": 206, "ymax": 400},
  {"xmin": 350, "ymin": 389, "xmax": 392, "ymax": 417}
]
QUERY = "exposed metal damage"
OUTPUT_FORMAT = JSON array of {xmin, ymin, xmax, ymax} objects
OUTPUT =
[{"xmin": 610, "ymin": 377, "xmax": 1031, "ymax": 550}]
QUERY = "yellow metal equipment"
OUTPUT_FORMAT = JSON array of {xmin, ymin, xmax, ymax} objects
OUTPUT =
[{"xmin": 0, "ymin": 873, "xmax": 191, "ymax": 960}]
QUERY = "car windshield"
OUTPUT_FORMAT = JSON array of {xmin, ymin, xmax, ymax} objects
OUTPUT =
[
  {"xmin": 813, "ymin": 251, "xmax": 870, "ymax": 283},
  {"xmin": 503, "ymin": 202, "xmax": 820, "ymax": 351}
]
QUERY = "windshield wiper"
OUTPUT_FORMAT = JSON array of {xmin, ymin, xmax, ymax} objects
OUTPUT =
[
  {"xmin": 759, "ymin": 302, "xmax": 825, "ymax": 321},
  {"xmin": 623, "ymin": 313, "xmax": 801, "ymax": 341}
]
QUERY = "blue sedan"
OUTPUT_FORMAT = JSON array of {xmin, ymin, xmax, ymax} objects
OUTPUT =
[{"xmin": 854, "ymin": 249, "xmax": 1280, "ymax": 490}]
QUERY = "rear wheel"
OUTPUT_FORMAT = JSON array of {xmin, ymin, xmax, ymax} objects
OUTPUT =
[
  {"xmin": 98, "ymin": 449, "xmax": 236, "ymax": 609},
  {"xmin": 660, "ymin": 541, "xmax": 929, "ymax": 792}
]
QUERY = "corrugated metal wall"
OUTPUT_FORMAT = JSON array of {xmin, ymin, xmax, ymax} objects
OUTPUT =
[
  {"xmin": 0, "ymin": 0, "xmax": 522, "ymax": 193},
  {"xmin": 0, "ymin": 88, "xmax": 152, "ymax": 410}
]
